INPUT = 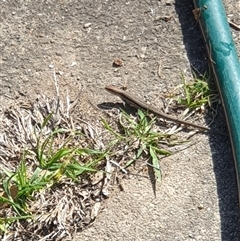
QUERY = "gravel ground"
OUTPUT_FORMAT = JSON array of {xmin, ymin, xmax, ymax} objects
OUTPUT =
[{"xmin": 1, "ymin": 0, "xmax": 239, "ymax": 240}]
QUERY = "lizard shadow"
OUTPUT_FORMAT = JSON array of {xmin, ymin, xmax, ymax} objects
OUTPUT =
[{"xmin": 175, "ymin": 0, "xmax": 240, "ymax": 239}]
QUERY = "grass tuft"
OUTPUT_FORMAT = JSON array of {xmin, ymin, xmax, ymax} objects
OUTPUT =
[
  {"xmin": 103, "ymin": 109, "xmax": 173, "ymax": 183},
  {"xmin": 0, "ymin": 116, "xmax": 106, "ymax": 234},
  {"xmin": 169, "ymin": 72, "xmax": 219, "ymax": 114}
]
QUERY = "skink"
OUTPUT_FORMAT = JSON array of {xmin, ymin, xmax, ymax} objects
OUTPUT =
[{"xmin": 105, "ymin": 85, "xmax": 211, "ymax": 131}]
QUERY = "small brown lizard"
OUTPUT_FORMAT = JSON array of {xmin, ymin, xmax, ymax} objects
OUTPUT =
[{"xmin": 105, "ymin": 85, "xmax": 226, "ymax": 134}]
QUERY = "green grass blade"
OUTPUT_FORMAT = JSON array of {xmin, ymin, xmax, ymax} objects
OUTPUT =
[
  {"xmin": 17, "ymin": 155, "xmax": 27, "ymax": 188},
  {"xmin": 101, "ymin": 118, "xmax": 123, "ymax": 139},
  {"xmin": 149, "ymin": 145, "xmax": 161, "ymax": 182},
  {"xmin": 41, "ymin": 113, "xmax": 53, "ymax": 129},
  {"xmin": 151, "ymin": 145, "xmax": 171, "ymax": 156},
  {"xmin": 46, "ymin": 148, "xmax": 74, "ymax": 167}
]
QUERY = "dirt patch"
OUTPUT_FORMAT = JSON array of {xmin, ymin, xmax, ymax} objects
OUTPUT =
[{"xmin": 1, "ymin": 0, "xmax": 240, "ymax": 240}]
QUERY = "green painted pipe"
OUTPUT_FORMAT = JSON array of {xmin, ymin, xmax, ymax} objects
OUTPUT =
[{"xmin": 192, "ymin": 0, "xmax": 240, "ymax": 200}]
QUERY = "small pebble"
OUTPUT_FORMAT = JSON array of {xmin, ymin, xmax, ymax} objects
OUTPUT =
[
  {"xmin": 83, "ymin": 23, "xmax": 92, "ymax": 28},
  {"xmin": 71, "ymin": 61, "xmax": 77, "ymax": 67},
  {"xmin": 198, "ymin": 204, "xmax": 204, "ymax": 210}
]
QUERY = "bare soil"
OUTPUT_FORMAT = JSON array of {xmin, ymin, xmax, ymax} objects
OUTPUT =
[{"xmin": 1, "ymin": 0, "xmax": 240, "ymax": 240}]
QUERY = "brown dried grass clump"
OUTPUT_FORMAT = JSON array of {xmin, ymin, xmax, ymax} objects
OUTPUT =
[{"xmin": 0, "ymin": 81, "xmax": 111, "ymax": 241}]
